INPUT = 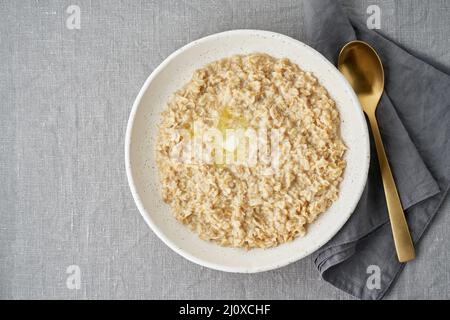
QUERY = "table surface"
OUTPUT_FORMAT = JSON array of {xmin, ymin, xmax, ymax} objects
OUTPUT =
[{"xmin": 1, "ymin": 0, "xmax": 449, "ymax": 299}]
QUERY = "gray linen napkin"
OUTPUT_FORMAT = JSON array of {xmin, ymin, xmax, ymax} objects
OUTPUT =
[{"xmin": 302, "ymin": 0, "xmax": 450, "ymax": 300}]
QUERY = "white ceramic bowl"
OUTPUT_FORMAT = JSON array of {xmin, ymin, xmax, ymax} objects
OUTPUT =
[{"xmin": 125, "ymin": 30, "xmax": 369, "ymax": 273}]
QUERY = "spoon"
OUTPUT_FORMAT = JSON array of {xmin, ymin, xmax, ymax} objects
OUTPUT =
[{"xmin": 338, "ymin": 40, "xmax": 415, "ymax": 262}]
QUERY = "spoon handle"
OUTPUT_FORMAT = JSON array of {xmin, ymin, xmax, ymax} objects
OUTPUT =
[{"xmin": 367, "ymin": 112, "xmax": 416, "ymax": 262}]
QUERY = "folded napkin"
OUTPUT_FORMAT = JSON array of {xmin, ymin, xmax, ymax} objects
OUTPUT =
[{"xmin": 301, "ymin": 0, "xmax": 450, "ymax": 299}]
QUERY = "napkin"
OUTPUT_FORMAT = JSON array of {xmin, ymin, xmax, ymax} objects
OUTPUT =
[{"xmin": 303, "ymin": 0, "xmax": 450, "ymax": 299}]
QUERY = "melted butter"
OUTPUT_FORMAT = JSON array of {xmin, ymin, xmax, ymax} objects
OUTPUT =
[
  {"xmin": 217, "ymin": 107, "xmax": 248, "ymax": 165},
  {"xmin": 218, "ymin": 107, "xmax": 248, "ymax": 133}
]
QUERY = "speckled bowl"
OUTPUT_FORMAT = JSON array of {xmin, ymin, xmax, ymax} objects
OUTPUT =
[{"xmin": 125, "ymin": 30, "xmax": 370, "ymax": 273}]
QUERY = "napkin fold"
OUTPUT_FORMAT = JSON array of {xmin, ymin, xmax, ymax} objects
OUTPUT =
[{"xmin": 303, "ymin": 0, "xmax": 450, "ymax": 299}]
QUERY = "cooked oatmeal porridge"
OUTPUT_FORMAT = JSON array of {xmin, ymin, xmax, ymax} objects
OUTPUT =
[{"xmin": 156, "ymin": 53, "xmax": 346, "ymax": 249}]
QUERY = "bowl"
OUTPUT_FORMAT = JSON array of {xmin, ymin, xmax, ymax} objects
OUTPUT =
[{"xmin": 125, "ymin": 30, "xmax": 370, "ymax": 273}]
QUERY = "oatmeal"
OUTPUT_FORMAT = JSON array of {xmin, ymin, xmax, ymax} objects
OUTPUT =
[{"xmin": 156, "ymin": 53, "xmax": 346, "ymax": 249}]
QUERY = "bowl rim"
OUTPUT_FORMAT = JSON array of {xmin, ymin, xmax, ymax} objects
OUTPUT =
[{"xmin": 125, "ymin": 29, "xmax": 370, "ymax": 273}]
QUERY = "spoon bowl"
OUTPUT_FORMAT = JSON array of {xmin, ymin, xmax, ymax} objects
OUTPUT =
[{"xmin": 338, "ymin": 40, "xmax": 384, "ymax": 112}]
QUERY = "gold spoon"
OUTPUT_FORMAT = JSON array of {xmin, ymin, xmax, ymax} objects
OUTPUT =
[{"xmin": 338, "ymin": 40, "xmax": 415, "ymax": 262}]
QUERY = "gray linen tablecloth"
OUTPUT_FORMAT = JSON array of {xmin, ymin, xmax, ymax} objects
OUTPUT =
[{"xmin": 1, "ymin": 0, "xmax": 449, "ymax": 299}]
